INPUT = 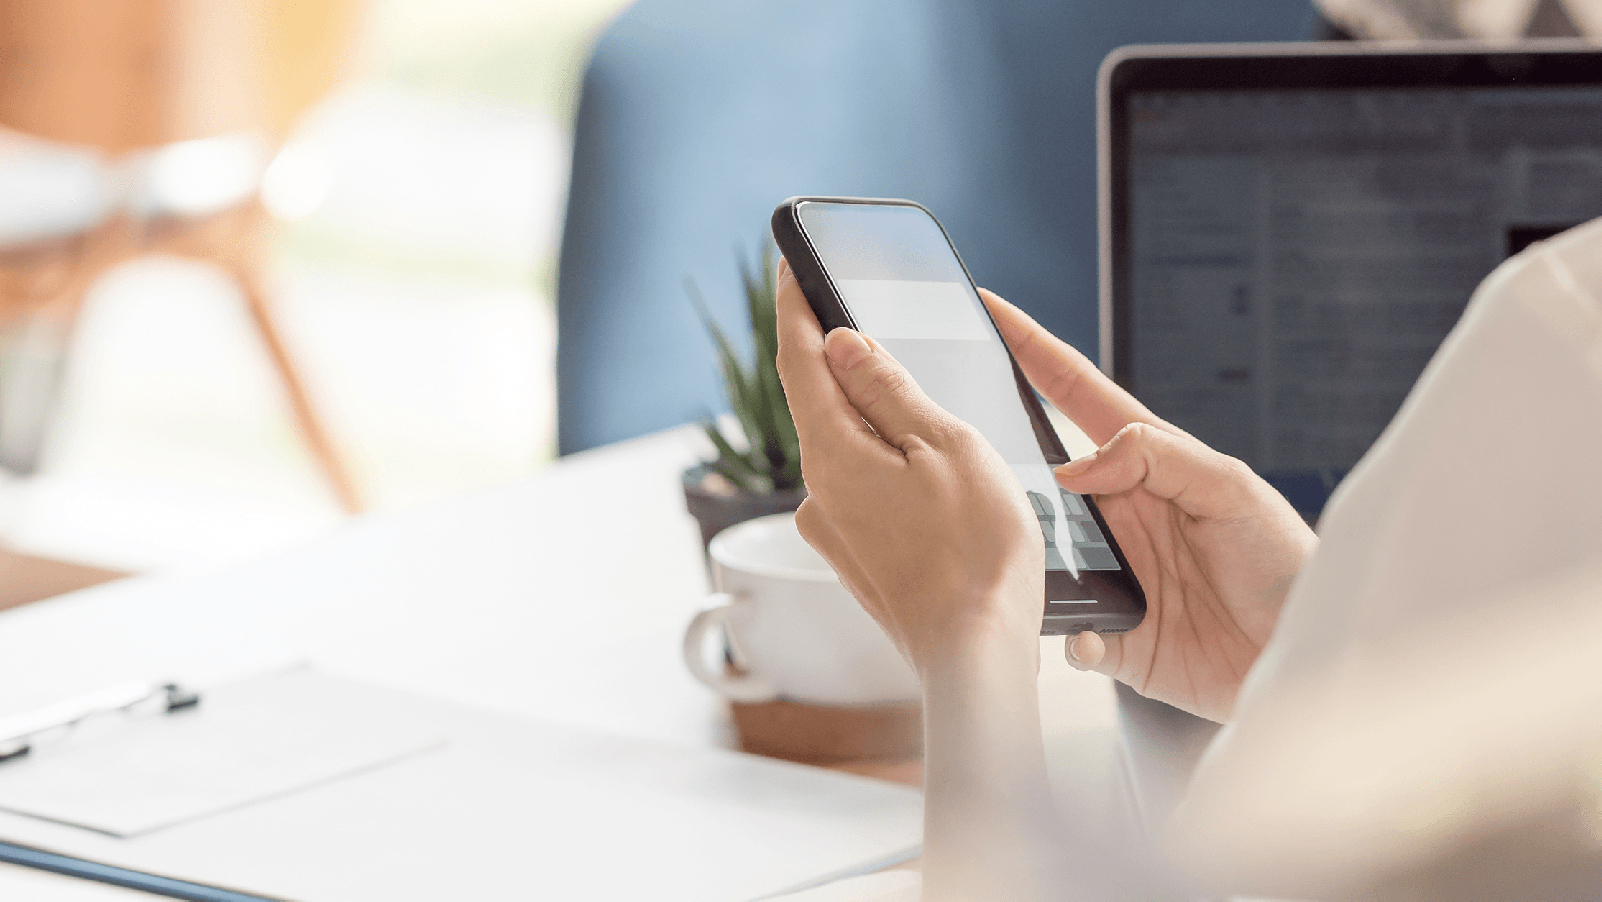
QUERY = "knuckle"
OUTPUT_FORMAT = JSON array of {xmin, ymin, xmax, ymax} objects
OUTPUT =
[
  {"xmin": 871, "ymin": 363, "xmax": 913, "ymax": 397},
  {"xmin": 856, "ymin": 363, "xmax": 910, "ymax": 410},
  {"xmin": 939, "ymin": 424, "xmax": 998, "ymax": 471},
  {"xmin": 774, "ymin": 345, "xmax": 795, "ymax": 385},
  {"xmin": 883, "ymin": 364, "xmax": 914, "ymax": 394},
  {"xmin": 1116, "ymin": 423, "xmax": 1171, "ymax": 476},
  {"xmin": 1215, "ymin": 453, "xmax": 1257, "ymax": 485},
  {"xmin": 1159, "ymin": 420, "xmax": 1196, "ymax": 441},
  {"xmin": 1039, "ymin": 363, "xmax": 1083, "ymax": 404},
  {"xmin": 1110, "ymin": 421, "xmax": 1158, "ymax": 452},
  {"xmin": 796, "ymin": 448, "xmax": 831, "ymax": 491},
  {"xmin": 1206, "ymin": 454, "xmax": 1261, "ymax": 509},
  {"xmin": 794, "ymin": 498, "xmax": 824, "ymax": 538},
  {"xmin": 794, "ymin": 505, "xmax": 844, "ymax": 568},
  {"xmin": 940, "ymin": 418, "xmax": 982, "ymax": 451}
]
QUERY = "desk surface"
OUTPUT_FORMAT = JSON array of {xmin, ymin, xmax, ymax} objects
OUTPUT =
[
  {"xmin": 0, "ymin": 425, "xmax": 723, "ymax": 746},
  {"xmin": 0, "ymin": 423, "xmax": 1121, "ymax": 898}
]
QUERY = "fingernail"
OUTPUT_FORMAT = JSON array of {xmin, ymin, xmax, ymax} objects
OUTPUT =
[
  {"xmin": 824, "ymin": 328, "xmax": 871, "ymax": 368},
  {"xmin": 1056, "ymin": 455, "xmax": 1096, "ymax": 478},
  {"xmin": 778, "ymin": 256, "xmax": 791, "ymax": 277},
  {"xmin": 1067, "ymin": 633, "xmax": 1084, "ymax": 664}
]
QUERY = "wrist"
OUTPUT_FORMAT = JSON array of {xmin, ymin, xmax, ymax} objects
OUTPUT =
[
  {"xmin": 918, "ymin": 599, "xmax": 1049, "ymax": 815},
  {"xmin": 918, "ymin": 606, "xmax": 1040, "ymax": 695},
  {"xmin": 915, "ymin": 581, "xmax": 1042, "ymax": 686}
]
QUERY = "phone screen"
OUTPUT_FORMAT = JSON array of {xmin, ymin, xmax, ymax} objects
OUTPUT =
[{"xmin": 795, "ymin": 201, "xmax": 1124, "ymax": 588}]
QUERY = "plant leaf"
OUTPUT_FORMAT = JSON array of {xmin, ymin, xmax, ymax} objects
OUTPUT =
[
  {"xmin": 686, "ymin": 244, "xmax": 801, "ymax": 492},
  {"xmin": 701, "ymin": 420, "xmax": 766, "ymax": 493},
  {"xmin": 750, "ymin": 245, "xmax": 801, "ymax": 488},
  {"xmin": 745, "ymin": 244, "xmax": 778, "ymax": 373},
  {"xmin": 730, "ymin": 255, "xmax": 782, "ymax": 478},
  {"xmin": 740, "ymin": 244, "xmax": 783, "ymax": 472},
  {"xmin": 689, "ymin": 278, "xmax": 765, "ymax": 466},
  {"xmin": 701, "ymin": 419, "xmax": 760, "ymax": 477}
]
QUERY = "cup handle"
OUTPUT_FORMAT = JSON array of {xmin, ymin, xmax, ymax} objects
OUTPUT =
[{"xmin": 682, "ymin": 593, "xmax": 778, "ymax": 703}]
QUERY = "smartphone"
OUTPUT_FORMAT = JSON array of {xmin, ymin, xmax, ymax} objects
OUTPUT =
[{"xmin": 772, "ymin": 197, "xmax": 1146, "ymax": 635}]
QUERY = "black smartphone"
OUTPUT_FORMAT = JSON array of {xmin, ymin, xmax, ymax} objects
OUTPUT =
[{"xmin": 772, "ymin": 196, "xmax": 1146, "ymax": 635}]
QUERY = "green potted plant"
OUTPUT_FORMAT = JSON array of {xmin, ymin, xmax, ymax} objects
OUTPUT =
[{"xmin": 682, "ymin": 246, "xmax": 806, "ymax": 554}]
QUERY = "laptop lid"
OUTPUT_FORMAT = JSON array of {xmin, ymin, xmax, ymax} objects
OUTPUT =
[{"xmin": 1099, "ymin": 41, "xmax": 1602, "ymax": 518}]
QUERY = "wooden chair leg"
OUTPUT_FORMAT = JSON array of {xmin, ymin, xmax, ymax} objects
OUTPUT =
[
  {"xmin": 0, "ymin": 218, "xmax": 135, "ymax": 474},
  {"xmin": 231, "ymin": 262, "xmax": 363, "ymax": 513},
  {"xmin": 0, "ymin": 310, "xmax": 72, "ymax": 473}
]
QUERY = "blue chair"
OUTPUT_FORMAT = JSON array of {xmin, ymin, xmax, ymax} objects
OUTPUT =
[{"xmin": 557, "ymin": 0, "xmax": 1325, "ymax": 454}]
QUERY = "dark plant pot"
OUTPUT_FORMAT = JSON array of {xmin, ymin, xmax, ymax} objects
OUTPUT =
[{"xmin": 682, "ymin": 462, "xmax": 807, "ymax": 565}]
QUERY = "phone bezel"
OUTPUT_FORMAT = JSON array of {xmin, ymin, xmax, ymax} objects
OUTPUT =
[{"xmin": 771, "ymin": 196, "xmax": 1146, "ymax": 635}]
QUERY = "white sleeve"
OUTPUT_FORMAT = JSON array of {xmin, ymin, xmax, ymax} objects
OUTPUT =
[{"xmin": 1167, "ymin": 217, "xmax": 1602, "ymax": 898}]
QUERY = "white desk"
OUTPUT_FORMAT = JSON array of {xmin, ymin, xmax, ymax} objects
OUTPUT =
[
  {"xmin": 0, "ymin": 426, "xmax": 722, "ymax": 747},
  {"xmin": 0, "ymin": 424, "xmax": 1121, "ymax": 898}
]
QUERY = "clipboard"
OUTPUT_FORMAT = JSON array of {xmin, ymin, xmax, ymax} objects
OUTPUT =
[
  {"xmin": 0, "ymin": 667, "xmax": 448, "ymax": 900},
  {"xmin": 0, "ymin": 838, "xmax": 278, "ymax": 901},
  {"xmin": 0, "ymin": 669, "xmax": 923, "ymax": 900},
  {"xmin": 0, "ymin": 668, "xmax": 447, "ymax": 838}
]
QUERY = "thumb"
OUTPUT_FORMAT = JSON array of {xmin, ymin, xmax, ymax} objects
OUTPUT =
[
  {"xmin": 823, "ymin": 328, "xmax": 946, "ymax": 451},
  {"xmin": 1067, "ymin": 630, "xmax": 1115, "ymax": 673},
  {"xmin": 1054, "ymin": 422, "xmax": 1251, "ymax": 520}
]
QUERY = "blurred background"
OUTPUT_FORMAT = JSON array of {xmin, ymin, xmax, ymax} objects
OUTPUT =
[
  {"xmin": 2, "ymin": 0, "xmax": 1588, "ymax": 585},
  {"xmin": 0, "ymin": 0, "xmax": 1320, "ymax": 601},
  {"xmin": 0, "ymin": 0, "xmax": 631, "ymax": 574}
]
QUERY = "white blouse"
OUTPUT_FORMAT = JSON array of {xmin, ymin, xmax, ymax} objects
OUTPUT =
[{"xmin": 1173, "ymin": 217, "xmax": 1602, "ymax": 896}]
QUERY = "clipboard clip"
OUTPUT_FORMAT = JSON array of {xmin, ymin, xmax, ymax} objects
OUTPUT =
[{"xmin": 0, "ymin": 682, "xmax": 201, "ymax": 764}]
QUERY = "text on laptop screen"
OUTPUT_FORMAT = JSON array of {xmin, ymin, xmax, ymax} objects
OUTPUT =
[{"xmin": 1126, "ymin": 84, "xmax": 1602, "ymax": 514}]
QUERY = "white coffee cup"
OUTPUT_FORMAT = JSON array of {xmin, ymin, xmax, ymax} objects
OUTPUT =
[{"xmin": 682, "ymin": 512, "xmax": 920, "ymax": 706}]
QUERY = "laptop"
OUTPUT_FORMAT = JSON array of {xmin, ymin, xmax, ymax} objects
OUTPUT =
[{"xmin": 1099, "ymin": 41, "xmax": 1602, "ymax": 518}]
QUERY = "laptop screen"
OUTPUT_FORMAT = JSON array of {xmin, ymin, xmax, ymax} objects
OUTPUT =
[{"xmin": 1120, "ymin": 76, "xmax": 1602, "ymax": 516}]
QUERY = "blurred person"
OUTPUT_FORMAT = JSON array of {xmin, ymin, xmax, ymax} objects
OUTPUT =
[
  {"xmin": 1316, "ymin": 0, "xmax": 1602, "ymax": 38},
  {"xmin": 775, "ymin": 214, "xmax": 1602, "ymax": 898}
]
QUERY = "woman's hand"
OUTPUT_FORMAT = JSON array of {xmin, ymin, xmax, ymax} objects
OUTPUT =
[
  {"xmin": 775, "ymin": 259, "xmax": 1063, "ymax": 899},
  {"xmin": 773, "ymin": 259, "xmax": 1044, "ymax": 679},
  {"xmin": 983, "ymin": 290, "xmax": 1318, "ymax": 723}
]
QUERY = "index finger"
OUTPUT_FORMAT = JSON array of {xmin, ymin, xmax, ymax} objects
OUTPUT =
[
  {"xmin": 980, "ymin": 288, "xmax": 1160, "ymax": 446},
  {"xmin": 773, "ymin": 258, "xmax": 877, "ymax": 454}
]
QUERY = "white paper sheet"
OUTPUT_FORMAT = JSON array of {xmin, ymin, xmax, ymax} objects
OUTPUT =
[{"xmin": 0, "ymin": 668, "xmax": 446, "ymax": 837}]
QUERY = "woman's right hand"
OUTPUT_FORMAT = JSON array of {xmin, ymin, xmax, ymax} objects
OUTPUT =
[{"xmin": 983, "ymin": 290, "xmax": 1318, "ymax": 723}]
